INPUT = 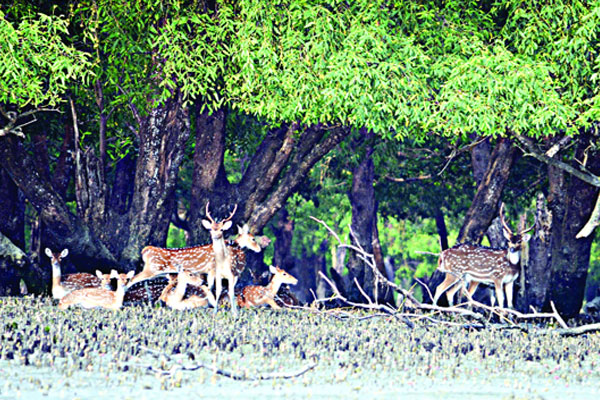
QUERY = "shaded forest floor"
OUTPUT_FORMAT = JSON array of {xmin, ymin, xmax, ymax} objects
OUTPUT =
[{"xmin": 1, "ymin": 297, "xmax": 599, "ymax": 399}]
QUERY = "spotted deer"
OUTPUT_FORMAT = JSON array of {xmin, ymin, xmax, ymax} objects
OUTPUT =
[
  {"xmin": 433, "ymin": 203, "xmax": 534, "ymax": 308},
  {"xmin": 95, "ymin": 270, "xmax": 166, "ymax": 303},
  {"xmin": 129, "ymin": 224, "xmax": 262, "ymax": 288},
  {"xmin": 202, "ymin": 203, "xmax": 239, "ymax": 314},
  {"xmin": 237, "ymin": 265, "xmax": 298, "ymax": 309},
  {"xmin": 45, "ymin": 248, "xmax": 102, "ymax": 300},
  {"xmin": 159, "ymin": 266, "xmax": 216, "ymax": 310},
  {"xmin": 58, "ymin": 270, "xmax": 135, "ymax": 310}
]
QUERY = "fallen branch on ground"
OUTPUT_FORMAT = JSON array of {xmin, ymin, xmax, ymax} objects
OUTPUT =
[
  {"xmin": 309, "ymin": 215, "xmax": 600, "ymax": 336},
  {"xmin": 136, "ymin": 346, "xmax": 317, "ymax": 380}
]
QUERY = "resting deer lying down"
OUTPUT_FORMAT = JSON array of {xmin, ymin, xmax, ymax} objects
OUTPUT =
[
  {"xmin": 58, "ymin": 270, "xmax": 134, "ymax": 310},
  {"xmin": 159, "ymin": 266, "xmax": 216, "ymax": 310},
  {"xmin": 45, "ymin": 248, "xmax": 102, "ymax": 299},
  {"xmin": 237, "ymin": 266, "xmax": 298, "ymax": 309}
]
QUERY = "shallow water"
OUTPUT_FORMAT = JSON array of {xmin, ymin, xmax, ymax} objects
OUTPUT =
[{"xmin": 1, "ymin": 297, "xmax": 599, "ymax": 399}]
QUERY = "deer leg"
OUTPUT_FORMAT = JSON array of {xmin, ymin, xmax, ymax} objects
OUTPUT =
[
  {"xmin": 433, "ymin": 273, "xmax": 459, "ymax": 306},
  {"xmin": 463, "ymin": 281, "xmax": 479, "ymax": 303},
  {"xmin": 445, "ymin": 279, "xmax": 464, "ymax": 306},
  {"xmin": 129, "ymin": 270, "xmax": 155, "ymax": 286},
  {"xmin": 228, "ymin": 275, "xmax": 237, "ymax": 316},
  {"xmin": 504, "ymin": 281, "xmax": 515, "ymax": 309},
  {"xmin": 206, "ymin": 270, "xmax": 215, "ymax": 290},
  {"xmin": 214, "ymin": 273, "xmax": 222, "ymax": 314},
  {"xmin": 266, "ymin": 298, "xmax": 281, "ymax": 309},
  {"xmin": 493, "ymin": 280, "xmax": 505, "ymax": 309}
]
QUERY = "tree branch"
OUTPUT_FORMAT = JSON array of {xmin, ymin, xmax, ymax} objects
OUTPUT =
[
  {"xmin": 515, "ymin": 135, "xmax": 600, "ymax": 187},
  {"xmin": 0, "ymin": 106, "xmax": 59, "ymax": 137},
  {"xmin": 137, "ymin": 346, "xmax": 317, "ymax": 380},
  {"xmin": 577, "ymin": 191, "xmax": 600, "ymax": 238}
]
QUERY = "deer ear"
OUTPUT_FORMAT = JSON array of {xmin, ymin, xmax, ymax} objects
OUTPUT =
[
  {"xmin": 126, "ymin": 270, "xmax": 135, "ymax": 279},
  {"xmin": 60, "ymin": 249, "xmax": 69, "ymax": 258},
  {"xmin": 96, "ymin": 270, "xmax": 103, "ymax": 278},
  {"xmin": 44, "ymin": 248, "xmax": 53, "ymax": 258},
  {"xmin": 223, "ymin": 220, "xmax": 233, "ymax": 231},
  {"xmin": 242, "ymin": 224, "xmax": 250, "ymax": 233},
  {"xmin": 201, "ymin": 219, "xmax": 212, "ymax": 230},
  {"xmin": 522, "ymin": 233, "xmax": 532, "ymax": 243},
  {"xmin": 110, "ymin": 270, "xmax": 118, "ymax": 278},
  {"xmin": 269, "ymin": 265, "xmax": 277, "ymax": 274}
]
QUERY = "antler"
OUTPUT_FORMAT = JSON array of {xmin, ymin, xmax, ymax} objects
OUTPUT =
[
  {"xmin": 499, "ymin": 202, "xmax": 513, "ymax": 234},
  {"xmin": 500, "ymin": 202, "xmax": 536, "ymax": 235},
  {"xmin": 520, "ymin": 216, "xmax": 536, "ymax": 235},
  {"xmin": 224, "ymin": 204, "xmax": 238, "ymax": 222},
  {"xmin": 205, "ymin": 202, "xmax": 238, "ymax": 224},
  {"xmin": 205, "ymin": 201, "xmax": 215, "ymax": 224}
]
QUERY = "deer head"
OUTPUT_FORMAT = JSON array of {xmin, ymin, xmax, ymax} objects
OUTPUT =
[
  {"xmin": 236, "ymin": 224, "xmax": 262, "ymax": 253},
  {"xmin": 201, "ymin": 202, "xmax": 237, "ymax": 241},
  {"xmin": 499, "ymin": 203, "xmax": 534, "ymax": 264}
]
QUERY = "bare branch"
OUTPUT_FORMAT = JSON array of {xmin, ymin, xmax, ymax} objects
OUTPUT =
[
  {"xmin": 385, "ymin": 136, "xmax": 488, "ymax": 183},
  {"xmin": 550, "ymin": 301, "xmax": 569, "ymax": 329},
  {"xmin": 137, "ymin": 346, "xmax": 317, "ymax": 380},
  {"xmin": 414, "ymin": 251, "xmax": 440, "ymax": 256},
  {"xmin": 515, "ymin": 135, "xmax": 600, "ymax": 188},
  {"xmin": 577, "ymin": 192, "xmax": 600, "ymax": 238},
  {"xmin": 116, "ymin": 81, "xmax": 142, "ymax": 128},
  {"xmin": 309, "ymin": 215, "xmax": 343, "ymax": 244},
  {"xmin": 0, "ymin": 106, "xmax": 59, "ymax": 137}
]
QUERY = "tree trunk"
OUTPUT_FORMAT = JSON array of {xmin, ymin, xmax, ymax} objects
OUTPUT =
[
  {"xmin": 471, "ymin": 137, "xmax": 506, "ymax": 247},
  {"xmin": 247, "ymin": 126, "xmax": 350, "ymax": 232},
  {"xmin": 0, "ymin": 135, "xmax": 117, "ymax": 273},
  {"xmin": 0, "ymin": 232, "xmax": 27, "ymax": 295},
  {"xmin": 121, "ymin": 93, "xmax": 190, "ymax": 269},
  {"xmin": 346, "ymin": 137, "xmax": 377, "ymax": 303},
  {"xmin": 272, "ymin": 208, "xmax": 295, "ymax": 272},
  {"xmin": 546, "ymin": 138, "xmax": 599, "ymax": 318},
  {"xmin": 458, "ymin": 137, "xmax": 518, "ymax": 243},
  {"xmin": 518, "ymin": 192, "xmax": 552, "ymax": 312},
  {"xmin": 0, "ymin": 166, "xmax": 25, "ymax": 249},
  {"xmin": 188, "ymin": 106, "xmax": 231, "ymax": 245},
  {"xmin": 434, "ymin": 209, "xmax": 449, "ymax": 251},
  {"xmin": 185, "ymin": 115, "xmax": 350, "ymax": 281},
  {"xmin": 52, "ymin": 117, "xmax": 74, "ymax": 197}
]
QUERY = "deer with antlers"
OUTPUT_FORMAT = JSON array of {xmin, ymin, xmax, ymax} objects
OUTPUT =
[
  {"xmin": 45, "ymin": 248, "xmax": 103, "ymax": 300},
  {"xmin": 58, "ymin": 270, "xmax": 135, "ymax": 310},
  {"xmin": 432, "ymin": 203, "xmax": 534, "ymax": 309},
  {"xmin": 237, "ymin": 265, "xmax": 298, "ymax": 309},
  {"xmin": 202, "ymin": 203, "xmax": 240, "ymax": 314},
  {"xmin": 129, "ymin": 222, "xmax": 262, "ymax": 288}
]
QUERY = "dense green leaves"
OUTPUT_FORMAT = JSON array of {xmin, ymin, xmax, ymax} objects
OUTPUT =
[
  {"xmin": 5, "ymin": 1, "xmax": 600, "ymax": 140},
  {"xmin": 0, "ymin": 10, "xmax": 92, "ymax": 108}
]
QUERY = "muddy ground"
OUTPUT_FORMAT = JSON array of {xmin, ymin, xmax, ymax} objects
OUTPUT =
[{"xmin": 1, "ymin": 297, "xmax": 599, "ymax": 399}]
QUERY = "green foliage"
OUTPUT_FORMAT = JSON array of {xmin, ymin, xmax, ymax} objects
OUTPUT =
[
  {"xmin": 499, "ymin": 0, "xmax": 600, "ymax": 126},
  {"xmin": 8, "ymin": 0, "xmax": 600, "ymax": 143},
  {"xmin": 431, "ymin": 46, "xmax": 575, "ymax": 137},
  {"xmin": 379, "ymin": 216, "xmax": 457, "ymax": 285},
  {"xmin": 286, "ymin": 192, "xmax": 352, "ymax": 265},
  {"xmin": 226, "ymin": 0, "xmax": 431, "ymax": 136},
  {"xmin": 166, "ymin": 223, "xmax": 187, "ymax": 248},
  {"xmin": 588, "ymin": 239, "xmax": 600, "ymax": 287},
  {"xmin": 0, "ymin": 10, "xmax": 92, "ymax": 108}
]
